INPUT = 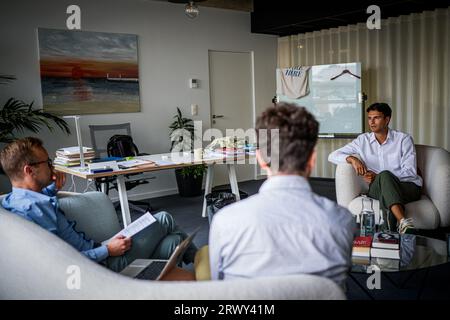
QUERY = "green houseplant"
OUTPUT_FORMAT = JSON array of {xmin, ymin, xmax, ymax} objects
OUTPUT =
[
  {"xmin": 0, "ymin": 97, "xmax": 70, "ymax": 143},
  {"xmin": 169, "ymin": 107, "xmax": 206, "ymax": 197}
]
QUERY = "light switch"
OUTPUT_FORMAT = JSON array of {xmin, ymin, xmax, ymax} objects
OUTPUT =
[
  {"xmin": 189, "ymin": 79, "xmax": 199, "ymax": 88},
  {"xmin": 191, "ymin": 104, "xmax": 198, "ymax": 116}
]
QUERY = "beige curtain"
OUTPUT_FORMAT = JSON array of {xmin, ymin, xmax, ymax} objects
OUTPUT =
[{"xmin": 278, "ymin": 7, "xmax": 450, "ymax": 178}]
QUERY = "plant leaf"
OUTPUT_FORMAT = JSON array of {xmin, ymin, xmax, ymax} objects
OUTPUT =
[{"xmin": 0, "ymin": 98, "xmax": 71, "ymax": 144}]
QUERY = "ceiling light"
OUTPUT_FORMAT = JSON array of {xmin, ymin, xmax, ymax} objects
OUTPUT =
[{"xmin": 185, "ymin": 1, "xmax": 199, "ymax": 19}]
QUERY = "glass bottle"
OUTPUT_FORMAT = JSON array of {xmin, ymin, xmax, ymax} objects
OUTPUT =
[{"xmin": 360, "ymin": 196, "xmax": 375, "ymax": 237}]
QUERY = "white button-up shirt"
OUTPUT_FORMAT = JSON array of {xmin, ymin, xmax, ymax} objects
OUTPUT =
[
  {"xmin": 208, "ymin": 175, "xmax": 355, "ymax": 287},
  {"xmin": 328, "ymin": 129, "xmax": 423, "ymax": 187}
]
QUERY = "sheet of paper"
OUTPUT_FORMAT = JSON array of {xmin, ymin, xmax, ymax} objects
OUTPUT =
[
  {"xmin": 117, "ymin": 159, "xmax": 153, "ymax": 168},
  {"xmin": 154, "ymin": 159, "xmax": 175, "ymax": 166},
  {"xmin": 101, "ymin": 212, "xmax": 156, "ymax": 245}
]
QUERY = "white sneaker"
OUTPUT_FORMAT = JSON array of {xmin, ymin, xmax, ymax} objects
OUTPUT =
[{"xmin": 398, "ymin": 218, "xmax": 415, "ymax": 234}]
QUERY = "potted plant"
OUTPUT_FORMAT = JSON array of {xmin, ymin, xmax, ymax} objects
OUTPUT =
[{"xmin": 169, "ymin": 107, "xmax": 206, "ymax": 197}]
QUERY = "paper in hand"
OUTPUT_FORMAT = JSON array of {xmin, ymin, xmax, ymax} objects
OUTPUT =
[{"xmin": 101, "ymin": 212, "xmax": 156, "ymax": 245}]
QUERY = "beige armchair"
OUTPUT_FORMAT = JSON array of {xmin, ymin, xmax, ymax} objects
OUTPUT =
[{"xmin": 334, "ymin": 145, "xmax": 450, "ymax": 229}]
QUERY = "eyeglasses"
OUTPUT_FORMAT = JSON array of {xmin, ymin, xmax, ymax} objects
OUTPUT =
[{"xmin": 28, "ymin": 158, "xmax": 53, "ymax": 167}]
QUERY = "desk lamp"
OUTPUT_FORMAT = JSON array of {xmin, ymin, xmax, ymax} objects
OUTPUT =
[{"xmin": 63, "ymin": 115, "xmax": 87, "ymax": 171}]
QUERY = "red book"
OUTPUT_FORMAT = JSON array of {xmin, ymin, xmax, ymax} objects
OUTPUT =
[
  {"xmin": 352, "ymin": 236, "xmax": 373, "ymax": 257},
  {"xmin": 353, "ymin": 236, "xmax": 373, "ymax": 247}
]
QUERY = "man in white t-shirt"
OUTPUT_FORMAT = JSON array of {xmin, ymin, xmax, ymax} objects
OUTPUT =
[{"xmin": 328, "ymin": 103, "xmax": 422, "ymax": 234}]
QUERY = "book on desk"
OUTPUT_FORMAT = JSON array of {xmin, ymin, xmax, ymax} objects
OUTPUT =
[{"xmin": 54, "ymin": 146, "xmax": 96, "ymax": 167}]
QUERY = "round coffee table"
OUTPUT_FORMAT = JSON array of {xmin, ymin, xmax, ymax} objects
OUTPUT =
[{"xmin": 349, "ymin": 235, "xmax": 449, "ymax": 299}]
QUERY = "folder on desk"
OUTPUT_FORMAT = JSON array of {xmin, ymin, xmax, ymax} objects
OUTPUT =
[{"xmin": 88, "ymin": 161, "xmax": 119, "ymax": 172}]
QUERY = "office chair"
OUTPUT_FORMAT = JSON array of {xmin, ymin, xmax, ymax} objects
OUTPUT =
[{"xmin": 89, "ymin": 123, "xmax": 154, "ymax": 214}]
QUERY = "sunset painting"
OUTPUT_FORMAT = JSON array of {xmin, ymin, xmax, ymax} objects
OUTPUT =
[{"xmin": 38, "ymin": 28, "xmax": 140, "ymax": 115}]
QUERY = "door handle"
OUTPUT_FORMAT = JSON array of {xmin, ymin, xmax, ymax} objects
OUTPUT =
[{"xmin": 212, "ymin": 115, "xmax": 224, "ymax": 119}]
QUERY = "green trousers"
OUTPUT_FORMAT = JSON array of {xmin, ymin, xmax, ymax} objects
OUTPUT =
[
  {"xmin": 367, "ymin": 171, "xmax": 421, "ymax": 231},
  {"xmin": 102, "ymin": 211, "xmax": 197, "ymax": 272}
]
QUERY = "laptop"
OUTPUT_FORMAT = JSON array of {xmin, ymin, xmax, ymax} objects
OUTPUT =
[{"xmin": 120, "ymin": 227, "xmax": 199, "ymax": 281}]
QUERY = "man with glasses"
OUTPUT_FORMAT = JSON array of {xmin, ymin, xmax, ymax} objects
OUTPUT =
[{"xmin": 0, "ymin": 137, "xmax": 197, "ymax": 272}]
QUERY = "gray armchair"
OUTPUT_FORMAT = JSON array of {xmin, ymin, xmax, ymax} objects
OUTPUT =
[
  {"xmin": 334, "ymin": 144, "xmax": 450, "ymax": 229},
  {"xmin": 0, "ymin": 191, "xmax": 345, "ymax": 299}
]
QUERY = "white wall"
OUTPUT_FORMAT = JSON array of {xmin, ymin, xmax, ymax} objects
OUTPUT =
[{"xmin": 0, "ymin": 0, "xmax": 277, "ymax": 196}]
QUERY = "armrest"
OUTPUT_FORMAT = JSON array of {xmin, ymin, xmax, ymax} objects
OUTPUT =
[
  {"xmin": 57, "ymin": 191, "xmax": 121, "ymax": 242},
  {"xmin": 335, "ymin": 163, "xmax": 366, "ymax": 208},
  {"xmin": 57, "ymin": 191, "xmax": 81, "ymax": 198},
  {"xmin": 416, "ymin": 145, "xmax": 450, "ymax": 227}
]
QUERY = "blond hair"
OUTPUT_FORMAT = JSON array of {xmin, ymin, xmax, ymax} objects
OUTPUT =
[{"xmin": 0, "ymin": 137, "xmax": 44, "ymax": 181}]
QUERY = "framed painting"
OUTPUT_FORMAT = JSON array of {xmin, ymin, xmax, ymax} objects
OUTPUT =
[{"xmin": 38, "ymin": 28, "xmax": 140, "ymax": 115}]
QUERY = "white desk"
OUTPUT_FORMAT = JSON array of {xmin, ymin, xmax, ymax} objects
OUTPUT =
[{"xmin": 55, "ymin": 152, "xmax": 255, "ymax": 226}]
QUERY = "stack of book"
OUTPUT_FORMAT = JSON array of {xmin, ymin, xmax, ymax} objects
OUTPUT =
[
  {"xmin": 370, "ymin": 232, "xmax": 400, "ymax": 259},
  {"xmin": 352, "ymin": 235, "xmax": 373, "ymax": 258},
  {"xmin": 54, "ymin": 146, "xmax": 96, "ymax": 167}
]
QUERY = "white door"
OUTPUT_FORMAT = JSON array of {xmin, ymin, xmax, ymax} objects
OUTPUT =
[{"xmin": 208, "ymin": 50, "xmax": 255, "ymax": 186}]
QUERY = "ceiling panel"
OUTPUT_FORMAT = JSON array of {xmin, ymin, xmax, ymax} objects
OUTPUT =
[{"xmin": 251, "ymin": 0, "xmax": 449, "ymax": 36}]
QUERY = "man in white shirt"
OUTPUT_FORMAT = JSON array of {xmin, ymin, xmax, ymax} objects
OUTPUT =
[
  {"xmin": 208, "ymin": 103, "xmax": 355, "ymax": 287},
  {"xmin": 328, "ymin": 102, "xmax": 422, "ymax": 234}
]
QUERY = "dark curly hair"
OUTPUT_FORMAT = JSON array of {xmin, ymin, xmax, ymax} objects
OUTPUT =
[
  {"xmin": 256, "ymin": 103, "xmax": 319, "ymax": 174},
  {"xmin": 366, "ymin": 102, "xmax": 392, "ymax": 118}
]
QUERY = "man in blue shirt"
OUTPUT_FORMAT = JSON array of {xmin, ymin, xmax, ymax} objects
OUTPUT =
[{"xmin": 0, "ymin": 137, "xmax": 196, "ymax": 272}]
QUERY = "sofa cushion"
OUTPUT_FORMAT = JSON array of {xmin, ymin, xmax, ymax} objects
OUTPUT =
[
  {"xmin": 348, "ymin": 195, "xmax": 440, "ymax": 229},
  {"xmin": 58, "ymin": 191, "xmax": 121, "ymax": 243}
]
